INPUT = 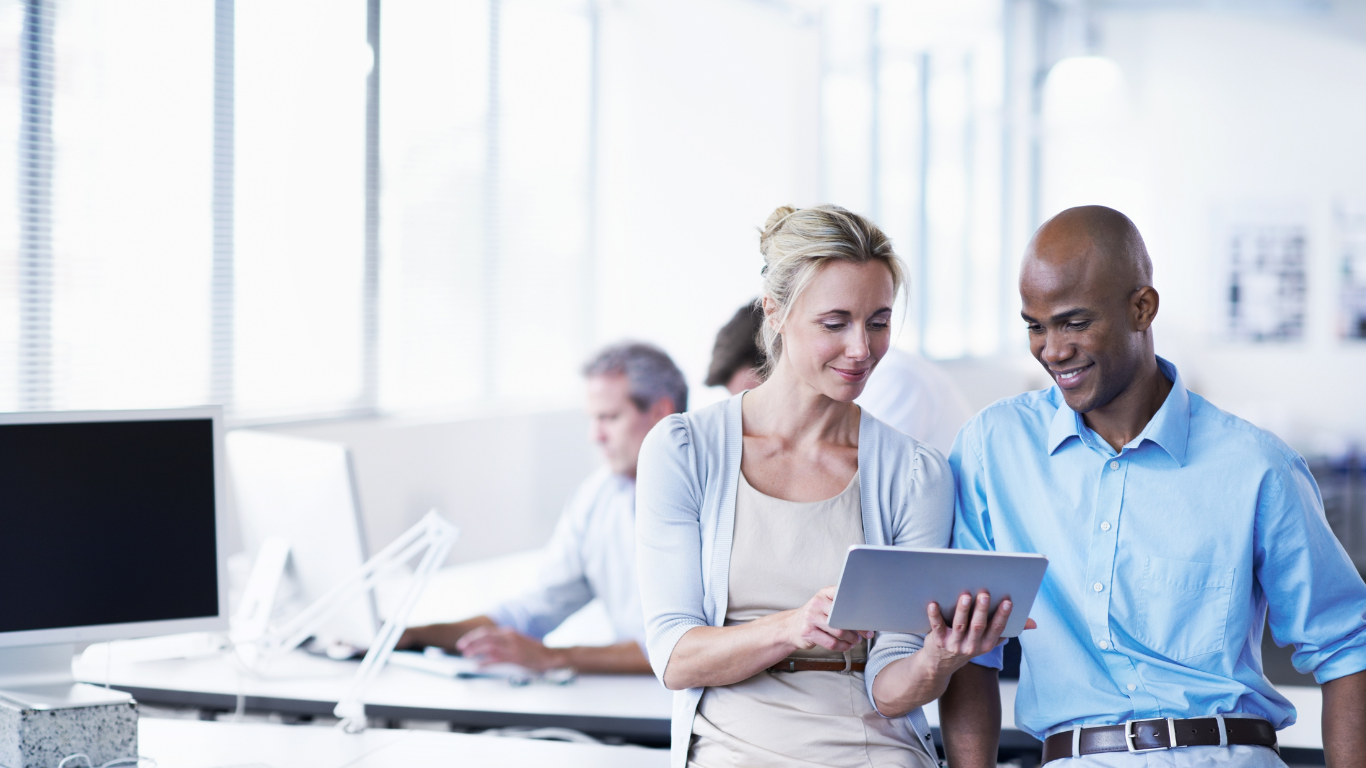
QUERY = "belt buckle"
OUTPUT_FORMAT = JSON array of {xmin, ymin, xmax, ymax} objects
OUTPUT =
[{"xmin": 1124, "ymin": 718, "xmax": 1178, "ymax": 753}]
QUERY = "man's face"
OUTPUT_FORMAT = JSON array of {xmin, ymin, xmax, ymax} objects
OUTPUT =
[
  {"xmin": 585, "ymin": 374, "xmax": 668, "ymax": 478},
  {"xmin": 724, "ymin": 366, "xmax": 764, "ymax": 395},
  {"xmin": 1019, "ymin": 236, "xmax": 1147, "ymax": 414}
]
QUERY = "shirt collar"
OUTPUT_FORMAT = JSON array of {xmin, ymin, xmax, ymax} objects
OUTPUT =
[{"xmin": 1046, "ymin": 356, "xmax": 1191, "ymax": 466}]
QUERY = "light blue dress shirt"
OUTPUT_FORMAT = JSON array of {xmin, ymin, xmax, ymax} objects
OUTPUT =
[
  {"xmin": 487, "ymin": 468, "xmax": 646, "ymax": 648},
  {"xmin": 952, "ymin": 358, "xmax": 1366, "ymax": 740}
]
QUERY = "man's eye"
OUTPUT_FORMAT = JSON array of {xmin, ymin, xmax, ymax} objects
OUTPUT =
[
  {"xmin": 1026, "ymin": 324, "xmax": 1043, "ymax": 334},
  {"xmin": 1066, "ymin": 321, "xmax": 1090, "ymax": 331}
]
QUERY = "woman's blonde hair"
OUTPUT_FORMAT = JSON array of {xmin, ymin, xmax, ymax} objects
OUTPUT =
[{"xmin": 756, "ymin": 205, "xmax": 905, "ymax": 375}]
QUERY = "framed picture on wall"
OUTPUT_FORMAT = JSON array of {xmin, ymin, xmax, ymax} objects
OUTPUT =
[
  {"xmin": 1336, "ymin": 200, "xmax": 1366, "ymax": 341},
  {"xmin": 1224, "ymin": 222, "xmax": 1308, "ymax": 342}
]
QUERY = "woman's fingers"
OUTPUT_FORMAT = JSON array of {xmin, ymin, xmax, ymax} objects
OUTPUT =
[{"xmin": 1025, "ymin": 618, "xmax": 1038, "ymax": 630}]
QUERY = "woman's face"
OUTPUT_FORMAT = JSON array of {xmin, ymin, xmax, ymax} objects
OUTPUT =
[{"xmin": 769, "ymin": 260, "xmax": 895, "ymax": 402}]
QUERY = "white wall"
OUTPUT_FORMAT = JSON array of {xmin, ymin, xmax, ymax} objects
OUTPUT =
[
  {"xmin": 594, "ymin": 0, "xmax": 821, "ymax": 410},
  {"xmin": 1043, "ymin": 10, "xmax": 1366, "ymax": 452}
]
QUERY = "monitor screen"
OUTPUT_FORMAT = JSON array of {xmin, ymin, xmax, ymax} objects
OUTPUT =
[{"xmin": 0, "ymin": 418, "xmax": 220, "ymax": 633}]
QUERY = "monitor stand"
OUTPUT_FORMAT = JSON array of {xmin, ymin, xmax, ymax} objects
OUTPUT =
[{"xmin": 0, "ymin": 644, "xmax": 132, "ymax": 709}]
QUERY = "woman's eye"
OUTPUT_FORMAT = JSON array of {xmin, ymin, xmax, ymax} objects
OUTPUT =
[
  {"xmin": 868, "ymin": 322, "xmax": 890, "ymax": 331},
  {"xmin": 822, "ymin": 323, "xmax": 845, "ymax": 331}
]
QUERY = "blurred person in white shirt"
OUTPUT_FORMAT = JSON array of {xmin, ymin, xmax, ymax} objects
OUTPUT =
[
  {"xmin": 398, "ymin": 342, "xmax": 687, "ymax": 674},
  {"xmin": 706, "ymin": 300, "xmax": 972, "ymax": 454}
]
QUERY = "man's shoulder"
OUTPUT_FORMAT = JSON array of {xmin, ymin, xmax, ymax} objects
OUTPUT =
[
  {"xmin": 966, "ymin": 388, "xmax": 1061, "ymax": 436},
  {"xmin": 566, "ymin": 467, "xmax": 632, "ymax": 518},
  {"xmin": 1187, "ymin": 392, "xmax": 1303, "ymax": 470}
]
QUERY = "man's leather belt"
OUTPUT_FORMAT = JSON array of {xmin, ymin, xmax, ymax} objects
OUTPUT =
[
  {"xmin": 1041, "ymin": 716, "xmax": 1277, "ymax": 764},
  {"xmin": 767, "ymin": 659, "xmax": 866, "ymax": 673}
]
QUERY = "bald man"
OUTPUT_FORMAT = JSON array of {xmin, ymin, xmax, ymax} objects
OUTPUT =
[{"xmin": 937, "ymin": 206, "xmax": 1366, "ymax": 767}]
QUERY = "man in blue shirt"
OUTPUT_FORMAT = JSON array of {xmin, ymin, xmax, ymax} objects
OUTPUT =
[{"xmin": 944, "ymin": 206, "xmax": 1366, "ymax": 766}]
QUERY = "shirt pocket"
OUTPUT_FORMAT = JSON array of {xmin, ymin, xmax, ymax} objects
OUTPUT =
[{"xmin": 1133, "ymin": 556, "xmax": 1234, "ymax": 662}]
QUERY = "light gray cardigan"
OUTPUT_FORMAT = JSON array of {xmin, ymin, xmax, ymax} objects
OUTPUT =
[{"xmin": 635, "ymin": 394, "xmax": 954, "ymax": 767}]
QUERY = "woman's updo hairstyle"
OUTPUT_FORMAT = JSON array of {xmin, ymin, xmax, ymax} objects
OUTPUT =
[{"xmin": 757, "ymin": 204, "xmax": 905, "ymax": 375}]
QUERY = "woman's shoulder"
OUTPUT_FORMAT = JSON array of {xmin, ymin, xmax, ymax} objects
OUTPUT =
[
  {"xmin": 639, "ymin": 396, "xmax": 735, "ymax": 467},
  {"xmin": 860, "ymin": 410, "xmax": 952, "ymax": 487}
]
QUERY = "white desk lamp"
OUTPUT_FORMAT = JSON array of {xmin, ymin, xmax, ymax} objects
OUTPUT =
[{"xmin": 233, "ymin": 509, "xmax": 459, "ymax": 732}]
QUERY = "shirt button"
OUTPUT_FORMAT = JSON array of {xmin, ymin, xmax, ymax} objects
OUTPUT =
[
  {"xmin": 1110, "ymin": 460, "xmax": 1120, "ymax": 470},
  {"xmin": 1127, "ymin": 684, "xmax": 1137, "ymax": 691},
  {"xmin": 1100, "ymin": 521, "xmax": 1111, "ymax": 531},
  {"xmin": 1093, "ymin": 582, "xmax": 1104, "ymax": 592},
  {"xmin": 1098, "ymin": 640, "xmax": 1110, "ymax": 650}
]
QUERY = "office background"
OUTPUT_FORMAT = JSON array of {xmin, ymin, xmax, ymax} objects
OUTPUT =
[{"xmin": 1, "ymin": 0, "xmax": 1364, "ymax": 565}]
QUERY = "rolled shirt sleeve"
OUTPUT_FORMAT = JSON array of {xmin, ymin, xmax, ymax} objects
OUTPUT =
[
  {"xmin": 947, "ymin": 417, "xmax": 1005, "ymax": 669},
  {"xmin": 1257, "ymin": 455, "xmax": 1366, "ymax": 683},
  {"xmin": 487, "ymin": 484, "xmax": 596, "ymax": 639}
]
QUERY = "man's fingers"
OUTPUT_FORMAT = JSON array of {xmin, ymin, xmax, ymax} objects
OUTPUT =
[
  {"xmin": 927, "ymin": 602, "xmax": 946, "ymax": 637},
  {"xmin": 951, "ymin": 593, "xmax": 971, "ymax": 635},
  {"xmin": 966, "ymin": 592, "xmax": 991, "ymax": 641},
  {"xmin": 978, "ymin": 598, "xmax": 1012, "ymax": 650}
]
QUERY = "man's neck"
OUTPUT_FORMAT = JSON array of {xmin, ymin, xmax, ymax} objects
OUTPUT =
[{"xmin": 1082, "ymin": 357, "xmax": 1173, "ymax": 452}]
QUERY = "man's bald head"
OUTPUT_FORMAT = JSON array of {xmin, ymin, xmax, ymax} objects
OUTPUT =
[
  {"xmin": 1019, "ymin": 205, "xmax": 1162, "ymax": 416},
  {"xmin": 1025, "ymin": 205, "xmax": 1152, "ymax": 301}
]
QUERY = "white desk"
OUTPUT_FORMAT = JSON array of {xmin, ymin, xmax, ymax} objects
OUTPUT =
[
  {"xmin": 138, "ymin": 717, "xmax": 668, "ymax": 767},
  {"xmin": 76, "ymin": 648, "xmax": 673, "ymax": 742},
  {"xmin": 90, "ymin": 554, "xmax": 1326, "ymax": 758}
]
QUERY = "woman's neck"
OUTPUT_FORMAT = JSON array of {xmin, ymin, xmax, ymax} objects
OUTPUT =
[{"xmin": 743, "ymin": 360, "xmax": 860, "ymax": 446}]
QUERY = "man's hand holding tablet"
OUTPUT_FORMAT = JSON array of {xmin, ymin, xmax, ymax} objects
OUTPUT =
[{"xmin": 821, "ymin": 546, "xmax": 1046, "ymax": 723}]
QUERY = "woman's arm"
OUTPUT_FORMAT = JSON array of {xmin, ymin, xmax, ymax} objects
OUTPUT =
[{"xmin": 662, "ymin": 586, "xmax": 869, "ymax": 690}]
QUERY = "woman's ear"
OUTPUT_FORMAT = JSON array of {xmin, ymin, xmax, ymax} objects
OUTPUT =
[{"xmin": 761, "ymin": 295, "xmax": 781, "ymax": 334}]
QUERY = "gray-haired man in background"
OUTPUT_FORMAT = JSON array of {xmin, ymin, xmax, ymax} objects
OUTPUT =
[{"xmin": 399, "ymin": 342, "xmax": 687, "ymax": 674}]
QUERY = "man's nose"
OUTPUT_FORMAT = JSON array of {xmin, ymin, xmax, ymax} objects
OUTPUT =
[{"xmin": 1041, "ymin": 331, "xmax": 1072, "ymax": 364}]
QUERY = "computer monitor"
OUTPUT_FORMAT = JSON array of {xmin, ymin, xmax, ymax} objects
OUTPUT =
[
  {"xmin": 0, "ymin": 407, "xmax": 229, "ymax": 707},
  {"xmin": 226, "ymin": 430, "xmax": 379, "ymax": 649}
]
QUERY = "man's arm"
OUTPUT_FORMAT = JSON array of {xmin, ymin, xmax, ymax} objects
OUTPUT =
[
  {"xmin": 1323, "ymin": 669, "xmax": 1366, "ymax": 767},
  {"xmin": 456, "ymin": 625, "xmax": 651, "ymax": 674},
  {"xmin": 939, "ymin": 663, "xmax": 1001, "ymax": 768},
  {"xmin": 397, "ymin": 615, "xmax": 495, "ymax": 652}
]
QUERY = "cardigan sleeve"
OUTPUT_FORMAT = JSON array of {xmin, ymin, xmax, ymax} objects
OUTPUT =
[
  {"xmin": 865, "ymin": 441, "xmax": 957, "ymax": 714},
  {"xmin": 635, "ymin": 413, "xmax": 711, "ymax": 684}
]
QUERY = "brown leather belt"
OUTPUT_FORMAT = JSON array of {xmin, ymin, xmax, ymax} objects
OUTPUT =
[
  {"xmin": 767, "ymin": 659, "xmax": 866, "ymax": 673},
  {"xmin": 1041, "ymin": 716, "xmax": 1277, "ymax": 764}
]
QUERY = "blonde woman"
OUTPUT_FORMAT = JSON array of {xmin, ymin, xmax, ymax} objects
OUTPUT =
[{"xmin": 636, "ymin": 205, "xmax": 1013, "ymax": 768}]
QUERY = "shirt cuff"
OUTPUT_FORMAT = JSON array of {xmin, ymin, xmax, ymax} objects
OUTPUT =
[
  {"xmin": 970, "ymin": 642, "xmax": 1005, "ymax": 670},
  {"xmin": 1311, "ymin": 643, "xmax": 1366, "ymax": 685}
]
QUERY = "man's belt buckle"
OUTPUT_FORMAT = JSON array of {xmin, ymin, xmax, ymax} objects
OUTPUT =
[{"xmin": 1124, "ymin": 718, "xmax": 1180, "ymax": 753}]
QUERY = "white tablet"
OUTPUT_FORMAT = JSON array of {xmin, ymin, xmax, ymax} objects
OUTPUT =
[{"xmin": 827, "ymin": 546, "xmax": 1048, "ymax": 637}]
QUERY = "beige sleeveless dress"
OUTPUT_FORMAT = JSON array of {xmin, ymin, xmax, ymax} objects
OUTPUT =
[{"xmin": 687, "ymin": 471, "xmax": 936, "ymax": 768}]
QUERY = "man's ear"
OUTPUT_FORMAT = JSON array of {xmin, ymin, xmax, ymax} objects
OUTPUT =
[
  {"xmin": 646, "ymin": 396, "xmax": 676, "ymax": 423},
  {"xmin": 1132, "ymin": 286, "xmax": 1160, "ymax": 332}
]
